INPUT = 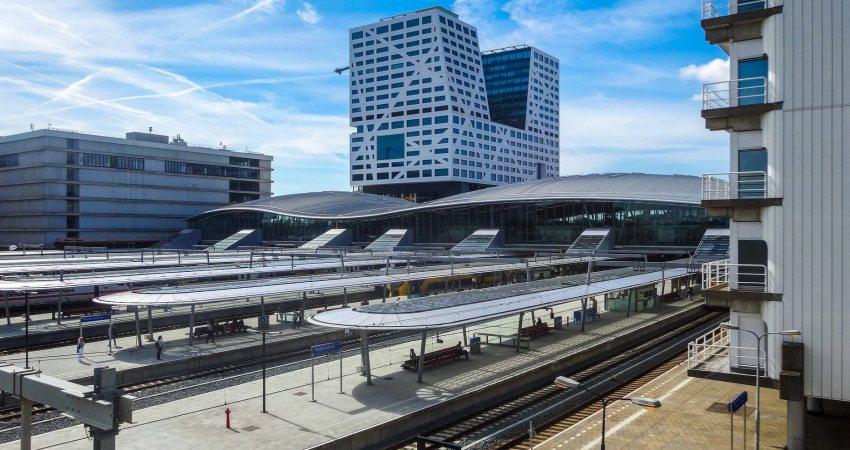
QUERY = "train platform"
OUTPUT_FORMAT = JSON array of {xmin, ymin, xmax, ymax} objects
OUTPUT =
[
  {"xmin": 536, "ymin": 359, "xmax": 849, "ymax": 449},
  {"xmin": 0, "ymin": 297, "xmax": 707, "ymax": 449}
]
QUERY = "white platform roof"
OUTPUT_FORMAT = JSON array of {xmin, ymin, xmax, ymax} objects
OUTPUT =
[
  {"xmin": 308, "ymin": 268, "xmax": 689, "ymax": 330},
  {"xmin": 0, "ymin": 256, "xmax": 396, "ymax": 292},
  {"xmin": 94, "ymin": 256, "xmax": 593, "ymax": 307}
]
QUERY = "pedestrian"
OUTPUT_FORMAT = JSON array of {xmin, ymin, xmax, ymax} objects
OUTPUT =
[
  {"xmin": 409, "ymin": 348, "xmax": 417, "ymax": 360},
  {"xmin": 107, "ymin": 322, "xmax": 118, "ymax": 347},
  {"xmin": 155, "ymin": 335, "xmax": 164, "ymax": 360},
  {"xmin": 206, "ymin": 320, "xmax": 216, "ymax": 344},
  {"xmin": 291, "ymin": 311, "xmax": 298, "ymax": 329},
  {"xmin": 296, "ymin": 311, "xmax": 303, "ymax": 329},
  {"xmin": 687, "ymin": 286, "xmax": 694, "ymax": 301},
  {"xmin": 76, "ymin": 337, "xmax": 85, "ymax": 362}
]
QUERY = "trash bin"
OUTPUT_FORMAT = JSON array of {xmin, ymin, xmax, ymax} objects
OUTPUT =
[
  {"xmin": 553, "ymin": 316, "xmax": 563, "ymax": 330},
  {"xmin": 258, "ymin": 314, "xmax": 269, "ymax": 329},
  {"xmin": 470, "ymin": 336, "xmax": 481, "ymax": 354}
]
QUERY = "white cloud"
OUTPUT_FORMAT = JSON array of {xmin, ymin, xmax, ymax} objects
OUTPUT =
[
  {"xmin": 559, "ymin": 96, "xmax": 728, "ymax": 176},
  {"xmin": 297, "ymin": 2, "xmax": 320, "ymax": 25},
  {"xmin": 679, "ymin": 58, "xmax": 730, "ymax": 83}
]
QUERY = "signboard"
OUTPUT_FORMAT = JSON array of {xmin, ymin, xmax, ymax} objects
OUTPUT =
[
  {"xmin": 80, "ymin": 314, "xmax": 111, "ymax": 323},
  {"xmin": 729, "ymin": 391, "xmax": 748, "ymax": 413},
  {"xmin": 311, "ymin": 342, "xmax": 344, "ymax": 356}
]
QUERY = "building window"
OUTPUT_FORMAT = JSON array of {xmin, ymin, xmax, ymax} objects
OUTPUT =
[
  {"xmin": 66, "ymin": 139, "xmax": 79, "ymax": 150},
  {"xmin": 66, "ymin": 184, "xmax": 79, "ymax": 197},
  {"xmin": 738, "ymin": 57, "xmax": 767, "ymax": 105},
  {"xmin": 229, "ymin": 193, "xmax": 260, "ymax": 203},
  {"xmin": 737, "ymin": 0, "xmax": 765, "ymax": 13},
  {"xmin": 229, "ymin": 180, "xmax": 260, "ymax": 192},
  {"xmin": 82, "ymin": 153, "xmax": 144, "ymax": 171},
  {"xmin": 0, "ymin": 153, "xmax": 19, "ymax": 168},
  {"xmin": 66, "ymin": 215, "xmax": 79, "ymax": 229},
  {"xmin": 165, "ymin": 161, "xmax": 259, "ymax": 179},
  {"xmin": 66, "ymin": 200, "xmax": 79, "ymax": 213},
  {"xmin": 229, "ymin": 156, "xmax": 260, "ymax": 167},
  {"xmin": 737, "ymin": 148, "xmax": 768, "ymax": 199},
  {"xmin": 66, "ymin": 168, "xmax": 79, "ymax": 181},
  {"xmin": 376, "ymin": 134, "xmax": 405, "ymax": 160}
]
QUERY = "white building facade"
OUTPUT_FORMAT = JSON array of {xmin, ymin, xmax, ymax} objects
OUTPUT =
[
  {"xmin": 698, "ymin": 1, "xmax": 850, "ymax": 447},
  {"xmin": 0, "ymin": 129, "xmax": 273, "ymax": 247},
  {"xmin": 348, "ymin": 6, "xmax": 560, "ymax": 202}
]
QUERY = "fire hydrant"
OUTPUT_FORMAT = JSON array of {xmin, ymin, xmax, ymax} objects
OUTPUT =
[{"xmin": 225, "ymin": 408, "xmax": 231, "ymax": 429}]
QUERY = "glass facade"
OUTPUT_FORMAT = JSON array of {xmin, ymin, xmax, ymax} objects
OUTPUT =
[
  {"xmin": 481, "ymin": 47, "xmax": 531, "ymax": 129},
  {"xmin": 189, "ymin": 200, "xmax": 726, "ymax": 247}
]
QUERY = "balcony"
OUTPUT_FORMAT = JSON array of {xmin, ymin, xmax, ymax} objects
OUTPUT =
[
  {"xmin": 701, "ymin": 77, "xmax": 782, "ymax": 131},
  {"xmin": 701, "ymin": 258, "xmax": 781, "ymax": 303},
  {"xmin": 701, "ymin": 172, "xmax": 782, "ymax": 217},
  {"xmin": 687, "ymin": 324, "xmax": 778, "ymax": 387},
  {"xmin": 701, "ymin": 1, "xmax": 784, "ymax": 48}
]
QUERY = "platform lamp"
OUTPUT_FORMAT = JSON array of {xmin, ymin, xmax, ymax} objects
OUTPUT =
[
  {"xmin": 247, "ymin": 327, "xmax": 282, "ymax": 413},
  {"xmin": 719, "ymin": 322, "xmax": 800, "ymax": 450},
  {"xmin": 554, "ymin": 376, "xmax": 661, "ymax": 450}
]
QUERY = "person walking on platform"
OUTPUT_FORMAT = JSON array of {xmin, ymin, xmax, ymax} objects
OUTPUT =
[
  {"xmin": 76, "ymin": 337, "xmax": 85, "ymax": 362},
  {"xmin": 292, "ymin": 311, "xmax": 299, "ymax": 329},
  {"xmin": 107, "ymin": 322, "xmax": 118, "ymax": 347},
  {"xmin": 206, "ymin": 320, "xmax": 216, "ymax": 344},
  {"xmin": 155, "ymin": 336, "xmax": 164, "ymax": 360},
  {"xmin": 687, "ymin": 286, "xmax": 694, "ymax": 301}
]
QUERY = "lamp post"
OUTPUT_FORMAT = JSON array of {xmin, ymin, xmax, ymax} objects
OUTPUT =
[
  {"xmin": 247, "ymin": 328, "xmax": 282, "ymax": 413},
  {"xmin": 719, "ymin": 323, "xmax": 800, "ymax": 450},
  {"xmin": 554, "ymin": 376, "xmax": 661, "ymax": 449}
]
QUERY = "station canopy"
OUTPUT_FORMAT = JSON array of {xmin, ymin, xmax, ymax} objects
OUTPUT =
[
  {"xmin": 309, "ymin": 267, "xmax": 689, "ymax": 330},
  {"xmin": 93, "ymin": 256, "xmax": 592, "ymax": 307}
]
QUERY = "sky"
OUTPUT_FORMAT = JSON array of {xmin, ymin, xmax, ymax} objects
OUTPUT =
[{"xmin": 0, "ymin": 0, "xmax": 731, "ymax": 195}]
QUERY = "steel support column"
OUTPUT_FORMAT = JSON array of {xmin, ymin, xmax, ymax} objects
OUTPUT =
[
  {"xmin": 580, "ymin": 298, "xmax": 587, "ymax": 332},
  {"xmin": 515, "ymin": 312, "xmax": 524, "ymax": 352},
  {"xmin": 417, "ymin": 330, "xmax": 427, "ymax": 383},
  {"xmin": 21, "ymin": 397, "xmax": 32, "ymax": 450},
  {"xmin": 134, "ymin": 308, "xmax": 142, "ymax": 348},
  {"xmin": 360, "ymin": 330, "xmax": 372, "ymax": 386},
  {"xmin": 188, "ymin": 305, "xmax": 195, "ymax": 345},
  {"xmin": 462, "ymin": 325, "xmax": 468, "ymax": 346},
  {"xmin": 146, "ymin": 306, "xmax": 154, "ymax": 342}
]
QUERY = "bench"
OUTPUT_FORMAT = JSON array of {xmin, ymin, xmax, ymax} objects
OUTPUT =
[
  {"xmin": 401, "ymin": 346, "xmax": 468, "ymax": 371},
  {"xmin": 61, "ymin": 306, "xmax": 112, "ymax": 319},
  {"xmin": 519, "ymin": 323, "xmax": 550, "ymax": 339}
]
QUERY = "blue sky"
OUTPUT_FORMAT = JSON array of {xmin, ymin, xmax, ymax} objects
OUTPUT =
[{"xmin": 0, "ymin": 0, "xmax": 730, "ymax": 195}]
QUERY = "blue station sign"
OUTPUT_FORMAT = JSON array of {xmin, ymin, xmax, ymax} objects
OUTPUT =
[
  {"xmin": 312, "ymin": 342, "xmax": 344, "ymax": 356},
  {"xmin": 80, "ymin": 314, "xmax": 111, "ymax": 323},
  {"xmin": 729, "ymin": 391, "xmax": 748, "ymax": 413}
]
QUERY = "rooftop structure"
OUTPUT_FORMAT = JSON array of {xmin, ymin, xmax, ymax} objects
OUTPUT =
[
  {"xmin": 347, "ymin": 6, "xmax": 560, "ymax": 202},
  {"xmin": 0, "ymin": 129, "xmax": 273, "ymax": 248},
  {"xmin": 188, "ymin": 173, "xmax": 727, "ymax": 248}
]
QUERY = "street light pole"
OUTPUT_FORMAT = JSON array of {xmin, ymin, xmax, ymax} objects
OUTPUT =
[
  {"xmin": 720, "ymin": 323, "xmax": 800, "ymax": 450},
  {"xmin": 24, "ymin": 291, "xmax": 30, "ymax": 369},
  {"xmin": 554, "ymin": 376, "xmax": 661, "ymax": 449},
  {"xmin": 262, "ymin": 329, "xmax": 266, "ymax": 414}
]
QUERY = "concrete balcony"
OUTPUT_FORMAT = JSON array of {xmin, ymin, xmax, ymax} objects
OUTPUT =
[
  {"xmin": 687, "ymin": 324, "xmax": 778, "ymax": 387},
  {"xmin": 702, "ymin": 77, "xmax": 783, "ymax": 131},
  {"xmin": 701, "ymin": 1, "xmax": 784, "ymax": 50},
  {"xmin": 701, "ymin": 259, "xmax": 782, "ymax": 305},
  {"xmin": 701, "ymin": 172, "xmax": 782, "ymax": 220}
]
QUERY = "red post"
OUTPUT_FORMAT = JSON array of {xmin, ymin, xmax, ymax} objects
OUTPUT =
[{"xmin": 225, "ymin": 408, "xmax": 231, "ymax": 429}]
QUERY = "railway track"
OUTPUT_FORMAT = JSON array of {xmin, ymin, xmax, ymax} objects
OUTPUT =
[{"xmin": 402, "ymin": 309, "xmax": 726, "ymax": 450}]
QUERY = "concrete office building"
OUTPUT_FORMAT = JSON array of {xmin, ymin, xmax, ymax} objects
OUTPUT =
[
  {"xmin": 696, "ymin": 1, "xmax": 850, "ymax": 447},
  {"xmin": 0, "ymin": 129, "xmax": 273, "ymax": 247},
  {"xmin": 348, "ymin": 6, "xmax": 560, "ymax": 202}
]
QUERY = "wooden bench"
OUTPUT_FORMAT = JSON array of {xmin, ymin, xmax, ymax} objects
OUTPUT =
[
  {"xmin": 519, "ymin": 323, "xmax": 550, "ymax": 339},
  {"xmin": 401, "ymin": 346, "xmax": 468, "ymax": 371},
  {"xmin": 61, "ymin": 306, "xmax": 111, "ymax": 319}
]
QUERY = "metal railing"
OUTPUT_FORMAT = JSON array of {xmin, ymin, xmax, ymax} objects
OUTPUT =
[
  {"xmin": 702, "ymin": 259, "xmax": 768, "ymax": 292},
  {"xmin": 702, "ymin": 171, "xmax": 767, "ymax": 200},
  {"xmin": 702, "ymin": 76, "xmax": 767, "ymax": 110},
  {"xmin": 687, "ymin": 324, "xmax": 764, "ymax": 370},
  {"xmin": 702, "ymin": 0, "xmax": 768, "ymax": 20}
]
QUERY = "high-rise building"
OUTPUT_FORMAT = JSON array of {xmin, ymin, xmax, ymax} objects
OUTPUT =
[
  {"xmin": 348, "ymin": 6, "xmax": 560, "ymax": 202},
  {"xmin": 0, "ymin": 129, "xmax": 273, "ymax": 247},
  {"xmin": 696, "ymin": 1, "xmax": 850, "ymax": 447}
]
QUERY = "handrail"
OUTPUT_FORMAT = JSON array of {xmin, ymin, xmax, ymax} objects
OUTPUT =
[
  {"xmin": 688, "ymin": 325, "xmax": 765, "ymax": 370},
  {"xmin": 702, "ymin": 171, "xmax": 767, "ymax": 200},
  {"xmin": 702, "ymin": 0, "xmax": 768, "ymax": 20},
  {"xmin": 702, "ymin": 259, "xmax": 768, "ymax": 292},
  {"xmin": 702, "ymin": 76, "xmax": 768, "ymax": 110}
]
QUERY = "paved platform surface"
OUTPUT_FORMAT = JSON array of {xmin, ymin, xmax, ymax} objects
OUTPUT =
[
  {"xmin": 0, "ymin": 297, "xmax": 704, "ymax": 450},
  {"xmin": 537, "ymin": 360, "xmax": 850, "ymax": 449}
]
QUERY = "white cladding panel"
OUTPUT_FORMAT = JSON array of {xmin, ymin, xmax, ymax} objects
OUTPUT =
[{"xmin": 749, "ymin": 0, "xmax": 850, "ymax": 401}]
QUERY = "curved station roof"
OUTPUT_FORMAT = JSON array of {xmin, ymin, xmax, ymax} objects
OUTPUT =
[
  {"xmin": 189, "ymin": 173, "xmax": 702, "ymax": 221},
  {"xmin": 308, "ymin": 266, "xmax": 689, "ymax": 330}
]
